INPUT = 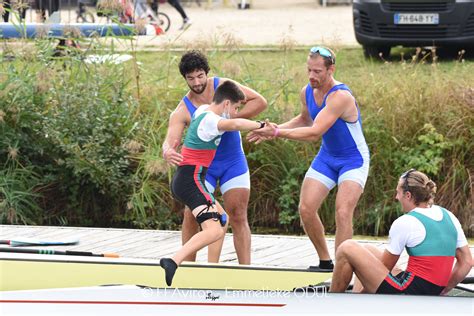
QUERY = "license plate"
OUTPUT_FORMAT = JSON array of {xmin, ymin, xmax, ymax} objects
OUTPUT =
[{"xmin": 394, "ymin": 13, "xmax": 439, "ymax": 25}]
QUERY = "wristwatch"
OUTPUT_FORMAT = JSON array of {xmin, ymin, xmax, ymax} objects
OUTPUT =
[{"xmin": 257, "ymin": 120, "xmax": 266, "ymax": 129}]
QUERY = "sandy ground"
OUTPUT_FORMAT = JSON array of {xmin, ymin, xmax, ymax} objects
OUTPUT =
[
  {"xmin": 5, "ymin": 0, "xmax": 357, "ymax": 48},
  {"xmin": 137, "ymin": 0, "xmax": 357, "ymax": 48}
]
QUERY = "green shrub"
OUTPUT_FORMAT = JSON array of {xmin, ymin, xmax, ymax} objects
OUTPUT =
[{"xmin": 1, "ymin": 43, "xmax": 472, "ymax": 237}]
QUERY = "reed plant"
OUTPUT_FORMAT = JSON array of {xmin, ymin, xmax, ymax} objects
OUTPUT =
[{"xmin": 1, "ymin": 37, "xmax": 472, "ymax": 236}]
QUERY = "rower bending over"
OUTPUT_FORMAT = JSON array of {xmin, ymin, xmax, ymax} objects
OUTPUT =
[
  {"xmin": 160, "ymin": 81, "xmax": 266, "ymax": 286},
  {"xmin": 330, "ymin": 169, "xmax": 472, "ymax": 295}
]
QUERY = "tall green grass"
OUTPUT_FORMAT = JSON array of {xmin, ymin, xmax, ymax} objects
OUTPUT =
[{"xmin": 0, "ymin": 39, "xmax": 472, "ymax": 236}]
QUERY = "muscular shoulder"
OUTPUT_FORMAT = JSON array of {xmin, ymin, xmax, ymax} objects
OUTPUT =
[
  {"xmin": 300, "ymin": 85, "xmax": 308, "ymax": 95},
  {"xmin": 299, "ymin": 85, "xmax": 308, "ymax": 102},
  {"xmin": 326, "ymin": 89, "xmax": 354, "ymax": 107},
  {"xmin": 170, "ymin": 101, "xmax": 191, "ymax": 124},
  {"xmin": 325, "ymin": 89, "xmax": 358, "ymax": 122}
]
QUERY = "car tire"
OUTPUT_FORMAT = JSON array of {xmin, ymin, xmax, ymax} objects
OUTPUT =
[{"xmin": 363, "ymin": 45, "xmax": 391, "ymax": 59}]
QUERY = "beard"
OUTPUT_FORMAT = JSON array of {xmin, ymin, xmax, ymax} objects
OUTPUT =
[
  {"xmin": 189, "ymin": 81, "xmax": 207, "ymax": 94},
  {"xmin": 309, "ymin": 80, "xmax": 320, "ymax": 89},
  {"xmin": 309, "ymin": 75, "xmax": 329, "ymax": 89}
]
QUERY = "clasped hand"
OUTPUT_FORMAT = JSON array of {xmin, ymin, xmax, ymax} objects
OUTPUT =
[{"xmin": 247, "ymin": 119, "xmax": 278, "ymax": 144}]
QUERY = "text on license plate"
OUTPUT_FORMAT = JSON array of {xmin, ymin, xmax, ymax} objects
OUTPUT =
[{"xmin": 394, "ymin": 13, "xmax": 439, "ymax": 25}]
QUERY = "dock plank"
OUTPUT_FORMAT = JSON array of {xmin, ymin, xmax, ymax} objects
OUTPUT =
[{"xmin": 0, "ymin": 225, "xmax": 472, "ymax": 277}]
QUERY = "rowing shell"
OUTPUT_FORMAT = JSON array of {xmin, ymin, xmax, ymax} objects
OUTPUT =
[
  {"xmin": 0, "ymin": 285, "xmax": 472, "ymax": 316},
  {"xmin": 0, "ymin": 252, "xmax": 331, "ymax": 291}
]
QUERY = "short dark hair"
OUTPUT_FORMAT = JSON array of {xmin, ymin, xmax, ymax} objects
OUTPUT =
[
  {"xmin": 179, "ymin": 50, "xmax": 210, "ymax": 77},
  {"xmin": 213, "ymin": 81, "xmax": 245, "ymax": 104}
]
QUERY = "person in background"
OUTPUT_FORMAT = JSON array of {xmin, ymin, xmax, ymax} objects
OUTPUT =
[
  {"xmin": 2, "ymin": 0, "xmax": 27, "ymax": 22},
  {"xmin": 167, "ymin": 0, "xmax": 191, "ymax": 30}
]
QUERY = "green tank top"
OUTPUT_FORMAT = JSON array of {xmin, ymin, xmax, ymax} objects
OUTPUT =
[
  {"xmin": 406, "ymin": 207, "xmax": 457, "ymax": 257},
  {"xmin": 183, "ymin": 112, "xmax": 221, "ymax": 150}
]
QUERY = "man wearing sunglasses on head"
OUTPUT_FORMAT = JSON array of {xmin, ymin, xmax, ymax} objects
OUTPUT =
[
  {"xmin": 248, "ymin": 46, "xmax": 370, "ymax": 271},
  {"xmin": 330, "ymin": 170, "xmax": 472, "ymax": 295}
]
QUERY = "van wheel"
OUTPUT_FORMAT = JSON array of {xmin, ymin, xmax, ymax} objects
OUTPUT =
[{"xmin": 363, "ymin": 46, "xmax": 391, "ymax": 59}]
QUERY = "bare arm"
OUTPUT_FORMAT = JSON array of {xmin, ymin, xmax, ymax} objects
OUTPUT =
[
  {"xmin": 273, "ymin": 90, "xmax": 351, "ymax": 142},
  {"xmin": 220, "ymin": 78, "xmax": 267, "ymax": 119},
  {"xmin": 441, "ymin": 245, "xmax": 473, "ymax": 295},
  {"xmin": 162, "ymin": 103, "xmax": 189, "ymax": 166},
  {"xmin": 218, "ymin": 118, "xmax": 262, "ymax": 132},
  {"xmin": 381, "ymin": 250, "xmax": 400, "ymax": 272}
]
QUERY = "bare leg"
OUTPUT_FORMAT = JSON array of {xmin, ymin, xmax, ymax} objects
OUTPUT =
[
  {"xmin": 330, "ymin": 240, "xmax": 388, "ymax": 293},
  {"xmin": 334, "ymin": 181, "xmax": 363, "ymax": 250},
  {"xmin": 207, "ymin": 201, "xmax": 229, "ymax": 263},
  {"xmin": 299, "ymin": 177, "xmax": 331, "ymax": 261},
  {"xmin": 353, "ymin": 244, "xmax": 403, "ymax": 292},
  {"xmin": 223, "ymin": 188, "xmax": 251, "ymax": 264},
  {"xmin": 173, "ymin": 205, "xmax": 225, "ymax": 265},
  {"xmin": 181, "ymin": 206, "xmax": 199, "ymax": 261}
]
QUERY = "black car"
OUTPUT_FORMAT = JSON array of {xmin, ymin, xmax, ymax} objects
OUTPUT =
[{"xmin": 353, "ymin": 0, "xmax": 474, "ymax": 58}]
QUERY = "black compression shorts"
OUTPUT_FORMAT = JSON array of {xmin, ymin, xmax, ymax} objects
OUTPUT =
[
  {"xmin": 171, "ymin": 165, "xmax": 215, "ymax": 211},
  {"xmin": 376, "ymin": 271, "xmax": 444, "ymax": 295}
]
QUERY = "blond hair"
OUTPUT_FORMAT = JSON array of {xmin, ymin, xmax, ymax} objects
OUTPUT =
[{"xmin": 401, "ymin": 170, "xmax": 437, "ymax": 206}]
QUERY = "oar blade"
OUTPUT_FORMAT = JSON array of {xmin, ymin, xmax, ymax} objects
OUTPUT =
[{"xmin": 1, "ymin": 237, "xmax": 80, "ymax": 247}]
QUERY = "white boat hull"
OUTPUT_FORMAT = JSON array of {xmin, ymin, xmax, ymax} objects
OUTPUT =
[{"xmin": 1, "ymin": 285, "xmax": 472, "ymax": 316}]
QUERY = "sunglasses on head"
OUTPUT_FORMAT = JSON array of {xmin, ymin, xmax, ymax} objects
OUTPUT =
[
  {"xmin": 309, "ymin": 46, "xmax": 335, "ymax": 64},
  {"xmin": 401, "ymin": 168, "xmax": 416, "ymax": 192}
]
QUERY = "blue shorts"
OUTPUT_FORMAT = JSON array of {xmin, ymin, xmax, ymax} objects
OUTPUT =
[
  {"xmin": 205, "ymin": 153, "xmax": 250, "ymax": 194},
  {"xmin": 305, "ymin": 148, "xmax": 370, "ymax": 190}
]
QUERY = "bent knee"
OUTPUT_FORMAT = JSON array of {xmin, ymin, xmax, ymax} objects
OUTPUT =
[
  {"xmin": 336, "ymin": 240, "xmax": 359, "ymax": 257},
  {"xmin": 207, "ymin": 224, "xmax": 225, "ymax": 241}
]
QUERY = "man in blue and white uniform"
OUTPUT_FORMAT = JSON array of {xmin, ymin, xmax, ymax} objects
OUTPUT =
[{"xmin": 249, "ymin": 46, "xmax": 369, "ymax": 271}]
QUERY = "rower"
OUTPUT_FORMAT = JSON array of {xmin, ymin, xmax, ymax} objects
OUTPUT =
[
  {"xmin": 160, "ymin": 81, "xmax": 267, "ymax": 286},
  {"xmin": 330, "ymin": 169, "xmax": 472, "ymax": 295}
]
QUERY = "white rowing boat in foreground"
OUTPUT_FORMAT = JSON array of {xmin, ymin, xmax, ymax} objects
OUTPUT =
[
  {"xmin": 1, "ymin": 250, "xmax": 472, "ymax": 315},
  {"xmin": 1, "ymin": 285, "xmax": 472, "ymax": 316}
]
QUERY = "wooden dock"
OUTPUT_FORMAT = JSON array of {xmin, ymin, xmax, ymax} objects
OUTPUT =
[{"xmin": 0, "ymin": 225, "xmax": 472, "ymax": 276}]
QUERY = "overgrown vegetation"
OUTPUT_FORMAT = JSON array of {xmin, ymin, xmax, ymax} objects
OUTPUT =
[{"xmin": 0, "ymin": 37, "xmax": 472, "ymax": 237}]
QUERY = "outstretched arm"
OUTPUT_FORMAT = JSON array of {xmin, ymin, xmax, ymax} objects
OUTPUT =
[
  {"xmin": 218, "ymin": 118, "xmax": 263, "ymax": 132},
  {"xmin": 253, "ymin": 91, "xmax": 350, "ymax": 142}
]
